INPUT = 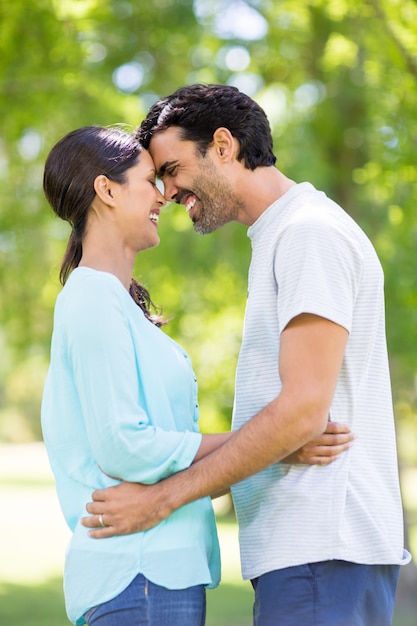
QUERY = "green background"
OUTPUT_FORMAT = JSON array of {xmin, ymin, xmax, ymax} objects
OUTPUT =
[{"xmin": 1, "ymin": 0, "xmax": 416, "ymax": 621}]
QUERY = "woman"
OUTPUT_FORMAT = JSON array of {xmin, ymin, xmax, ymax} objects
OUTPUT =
[
  {"xmin": 42, "ymin": 126, "xmax": 351, "ymax": 626},
  {"xmin": 42, "ymin": 126, "xmax": 231, "ymax": 626}
]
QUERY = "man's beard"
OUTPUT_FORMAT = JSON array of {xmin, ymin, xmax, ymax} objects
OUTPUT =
[{"xmin": 191, "ymin": 166, "xmax": 244, "ymax": 235}]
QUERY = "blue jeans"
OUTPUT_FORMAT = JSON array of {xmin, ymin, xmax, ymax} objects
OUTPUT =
[
  {"xmin": 251, "ymin": 560, "xmax": 400, "ymax": 626},
  {"xmin": 84, "ymin": 573, "xmax": 206, "ymax": 626}
]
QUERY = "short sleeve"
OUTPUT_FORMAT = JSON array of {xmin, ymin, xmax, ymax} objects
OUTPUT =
[{"xmin": 274, "ymin": 218, "xmax": 364, "ymax": 334}]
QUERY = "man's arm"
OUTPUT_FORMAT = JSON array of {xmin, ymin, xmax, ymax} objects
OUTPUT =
[{"xmin": 82, "ymin": 313, "xmax": 349, "ymax": 536}]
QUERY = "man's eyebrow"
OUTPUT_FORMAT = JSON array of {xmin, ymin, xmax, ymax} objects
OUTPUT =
[{"xmin": 157, "ymin": 160, "xmax": 177, "ymax": 177}]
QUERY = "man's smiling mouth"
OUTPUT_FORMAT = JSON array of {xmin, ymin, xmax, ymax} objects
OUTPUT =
[{"xmin": 185, "ymin": 196, "xmax": 196, "ymax": 213}]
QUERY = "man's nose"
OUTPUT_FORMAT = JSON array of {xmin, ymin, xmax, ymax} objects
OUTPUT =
[{"xmin": 163, "ymin": 180, "xmax": 178, "ymax": 202}]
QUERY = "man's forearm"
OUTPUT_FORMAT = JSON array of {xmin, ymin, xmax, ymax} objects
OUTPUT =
[
  {"xmin": 193, "ymin": 432, "xmax": 233, "ymax": 462},
  {"xmin": 161, "ymin": 315, "xmax": 349, "ymax": 515},
  {"xmin": 160, "ymin": 390, "xmax": 328, "ymax": 516}
]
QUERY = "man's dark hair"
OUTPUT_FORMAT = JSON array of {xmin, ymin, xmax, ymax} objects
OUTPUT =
[{"xmin": 137, "ymin": 84, "xmax": 276, "ymax": 170}]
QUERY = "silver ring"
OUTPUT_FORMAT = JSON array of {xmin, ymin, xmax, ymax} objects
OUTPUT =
[{"xmin": 98, "ymin": 514, "xmax": 105, "ymax": 528}]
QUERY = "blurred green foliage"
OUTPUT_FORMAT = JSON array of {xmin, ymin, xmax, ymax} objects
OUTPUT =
[
  {"xmin": 1, "ymin": 0, "xmax": 417, "ymax": 612},
  {"xmin": 0, "ymin": 0, "xmax": 416, "ymax": 455}
]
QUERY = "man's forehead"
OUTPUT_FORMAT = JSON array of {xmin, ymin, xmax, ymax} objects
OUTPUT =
[
  {"xmin": 149, "ymin": 126, "xmax": 182, "ymax": 149},
  {"xmin": 149, "ymin": 127, "xmax": 181, "ymax": 158},
  {"xmin": 149, "ymin": 127, "xmax": 191, "ymax": 172}
]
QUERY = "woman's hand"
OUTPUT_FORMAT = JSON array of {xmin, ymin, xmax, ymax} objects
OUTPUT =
[{"xmin": 281, "ymin": 421, "xmax": 354, "ymax": 465}]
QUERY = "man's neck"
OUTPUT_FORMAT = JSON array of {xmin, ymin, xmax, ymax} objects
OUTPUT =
[{"xmin": 235, "ymin": 166, "xmax": 297, "ymax": 226}]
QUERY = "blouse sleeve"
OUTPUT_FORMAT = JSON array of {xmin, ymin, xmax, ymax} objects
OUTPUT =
[{"xmin": 63, "ymin": 273, "xmax": 201, "ymax": 484}]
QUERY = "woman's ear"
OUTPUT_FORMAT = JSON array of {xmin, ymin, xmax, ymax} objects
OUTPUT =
[{"xmin": 93, "ymin": 175, "xmax": 116, "ymax": 206}]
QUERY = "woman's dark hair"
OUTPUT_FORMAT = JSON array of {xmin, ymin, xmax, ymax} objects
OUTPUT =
[
  {"xmin": 137, "ymin": 83, "xmax": 276, "ymax": 170},
  {"xmin": 43, "ymin": 125, "xmax": 165, "ymax": 325}
]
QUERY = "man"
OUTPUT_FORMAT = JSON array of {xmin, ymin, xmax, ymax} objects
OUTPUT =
[{"xmin": 82, "ymin": 84, "xmax": 410, "ymax": 625}]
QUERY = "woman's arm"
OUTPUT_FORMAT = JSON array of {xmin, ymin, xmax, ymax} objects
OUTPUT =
[
  {"xmin": 67, "ymin": 274, "xmax": 202, "ymax": 485},
  {"xmin": 196, "ymin": 421, "xmax": 353, "ymax": 464},
  {"xmin": 281, "ymin": 420, "xmax": 354, "ymax": 464}
]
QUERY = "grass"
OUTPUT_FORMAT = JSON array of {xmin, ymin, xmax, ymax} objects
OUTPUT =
[
  {"xmin": 0, "ymin": 578, "xmax": 67, "ymax": 625},
  {"xmin": 0, "ymin": 443, "xmax": 415, "ymax": 625}
]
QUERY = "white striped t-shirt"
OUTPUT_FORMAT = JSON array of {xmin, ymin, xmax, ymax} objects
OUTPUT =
[{"xmin": 231, "ymin": 182, "xmax": 410, "ymax": 580}]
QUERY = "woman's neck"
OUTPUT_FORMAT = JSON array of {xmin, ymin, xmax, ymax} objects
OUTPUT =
[{"xmin": 79, "ymin": 238, "xmax": 135, "ymax": 292}]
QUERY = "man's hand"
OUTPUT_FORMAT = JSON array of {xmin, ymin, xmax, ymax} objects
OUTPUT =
[
  {"xmin": 282, "ymin": 421, "xmax": 354, "ymax": 465},
  {"xmin": 81, "ymin": 480, "xmax": 171, "ymax": 538}
]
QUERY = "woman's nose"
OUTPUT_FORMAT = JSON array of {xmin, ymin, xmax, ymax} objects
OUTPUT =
[{"xmin": 156, "ymin": 187, "xmax": 166, "ymax": 206}]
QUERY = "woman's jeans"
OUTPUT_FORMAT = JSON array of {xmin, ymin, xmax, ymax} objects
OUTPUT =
[{"xmin": 84, "ymin": 573, "xmax": 206, "ymax": 626}]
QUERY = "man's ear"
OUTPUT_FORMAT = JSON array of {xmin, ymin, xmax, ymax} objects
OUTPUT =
[
  {"xmin": 212, "ymin": 127, "xmax": 237, "ymax": 161},
  {"xmin": 93, "ymin": 175, "xmax": 116, "ymax": 206}
]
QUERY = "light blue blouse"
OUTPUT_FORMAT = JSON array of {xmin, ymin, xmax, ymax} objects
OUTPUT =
[{"xmin": 41, "ymin": 267, "xmax": 220, "ymax": 624}]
